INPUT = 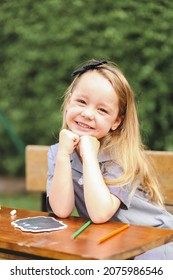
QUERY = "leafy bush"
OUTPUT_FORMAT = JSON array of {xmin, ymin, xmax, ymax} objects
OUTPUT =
[{"xmin": 0, "ymin": 0, "xmax": 173, "ymax": 176}]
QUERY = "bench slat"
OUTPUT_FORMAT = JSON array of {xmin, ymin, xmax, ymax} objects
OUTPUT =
[{"xmin": 26, "ymin": 145, "xmax": 49, "ymax": 192}]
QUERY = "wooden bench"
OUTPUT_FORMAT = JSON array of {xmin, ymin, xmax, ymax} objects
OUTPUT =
[
  {"xmin": 25, "ymin": 145, "xmax": 173, "ymax": 213},
  {"xmin": 25, "ymin": 145, "xmax": 49, "ymax": 211}
]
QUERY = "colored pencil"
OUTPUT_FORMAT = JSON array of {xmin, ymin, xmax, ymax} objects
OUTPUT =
[
  {"xmin": 97, "ymin": 224, "xmax": 130, "ymax": 244},
  {"xmin": 71, "ymin": 220, "xmax": 92, "ymax": 239}
]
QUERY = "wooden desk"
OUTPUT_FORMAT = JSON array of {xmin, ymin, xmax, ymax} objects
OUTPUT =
[{"xmin": 0, "ymin": 206, "xmax": 173, "ymax": 260}]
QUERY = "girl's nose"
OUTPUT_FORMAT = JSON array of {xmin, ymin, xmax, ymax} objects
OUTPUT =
[{"xmin": 81, "ymin": 108, "xmax": 94, "ymax": 120}]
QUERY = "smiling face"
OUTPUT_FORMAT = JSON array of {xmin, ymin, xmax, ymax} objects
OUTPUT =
[{"xmin": 65, "ymin": 71, "xmax": 122, "ymax": 140}]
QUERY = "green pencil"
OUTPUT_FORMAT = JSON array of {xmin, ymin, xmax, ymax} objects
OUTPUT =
[{"xmin": 71, "ymin": 220, "xmax": 92, "ymax": 239}]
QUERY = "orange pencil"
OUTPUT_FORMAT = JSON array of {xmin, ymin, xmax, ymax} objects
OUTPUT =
[{"xmin": 97, "ymin": 224, "xmax": 130, "ymax": 244}]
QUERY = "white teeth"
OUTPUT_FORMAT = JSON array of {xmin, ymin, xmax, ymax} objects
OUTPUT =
[{"xmin": 78, "ymin": 122, "xmax": 92, "ymax": 129}]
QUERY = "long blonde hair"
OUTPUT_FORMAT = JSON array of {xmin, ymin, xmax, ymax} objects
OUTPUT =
[{"xmin": 61, "ymin": 60, "xmax": 163, "ymax": 206}]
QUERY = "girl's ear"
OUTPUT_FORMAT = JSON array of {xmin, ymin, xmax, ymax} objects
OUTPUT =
[{"xmin": 111, "ymin": 116, "xmax": 123, "ymax": 131}]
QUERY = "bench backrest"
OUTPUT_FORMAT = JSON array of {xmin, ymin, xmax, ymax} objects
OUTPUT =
[
  {"xmin": 25, "ymin": 145, "xmax": 173, "ymax": 206},
  {"xmin": 26, "ymin": 145, "xmax": 49, "ymax": 192}
]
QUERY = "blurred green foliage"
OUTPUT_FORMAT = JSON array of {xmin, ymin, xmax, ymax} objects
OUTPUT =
[
  {"xmin": 0, "ymin": 0, "xmax": 173, "ymax": 176},
  {"xmin": 0, "ymin": 193, "xmax": 41, "ymax": 210}
]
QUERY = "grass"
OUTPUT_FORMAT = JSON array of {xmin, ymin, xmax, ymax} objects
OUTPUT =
[{"xmin": 0, "ymin": 192, "xmax": 42, "ymax": 211}]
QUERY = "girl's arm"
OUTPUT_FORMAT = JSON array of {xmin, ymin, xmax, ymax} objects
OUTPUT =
[
  {"xmin": 49, "ymin": 129, "xmax": 79, "ymax": 218},
  {"xmin": 79, "ymin": 135, "xmax": 121, "ymax": 224}
]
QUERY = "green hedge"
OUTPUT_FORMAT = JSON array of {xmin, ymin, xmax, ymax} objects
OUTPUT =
[{"xmin": 0, "ymin": 0, "xmax": 173, "ymax": 176}]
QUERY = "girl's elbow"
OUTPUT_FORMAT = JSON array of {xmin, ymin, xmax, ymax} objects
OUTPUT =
[
  {"xmin": 50, "ymin": 201, "xmax": 72, "ymax": 218},
  {"xmin": 89, "ymin": 212, "xmax": 111, "ymax": 224},
  {"xmin": 89, "ymin": 205, "xmax": 118, "ymax": 224},
  {"xmin": 52, "ymin": 208, "xmax": 71, "ymax": 219}
]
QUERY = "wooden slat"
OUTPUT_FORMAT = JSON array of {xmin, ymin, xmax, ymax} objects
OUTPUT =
[
  {"xmin": 25, "ymin": 145, "xmax": 49, "ymax": 192},
  {"xmin": 145, "ymin": 150, "xmax": 173, "ymax": 205}
]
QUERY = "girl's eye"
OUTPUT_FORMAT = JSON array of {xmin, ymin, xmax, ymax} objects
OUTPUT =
[
  {"xmin": 77, "ymin": 99, "xmax": 86, "ymax": 104},
  {"xmin": 98, "ymin": 108, "xmax": 108, "ymax": 114}
]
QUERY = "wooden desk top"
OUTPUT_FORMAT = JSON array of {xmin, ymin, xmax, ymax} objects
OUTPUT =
[{"xmin": 0, "ymin": 206, "xmax": 173, "ymax": 260}]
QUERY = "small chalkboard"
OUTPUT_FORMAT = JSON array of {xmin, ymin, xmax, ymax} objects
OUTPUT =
[{"xmin": 11, "ymin": 216, "xmax": 67, "ymax": 232}]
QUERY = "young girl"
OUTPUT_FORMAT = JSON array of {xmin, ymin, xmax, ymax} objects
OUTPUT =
[{"xmin": 46, "ymin": 59, "xmax": 173, "ymax": 259}]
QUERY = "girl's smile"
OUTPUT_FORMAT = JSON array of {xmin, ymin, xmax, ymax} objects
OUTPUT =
[
  {"xmin": 75, "ymin": 121, "xmax": 94, "ymax": 130},
  {"xmin": 65, "ymin": 71, "xmax": 122, "ymax": 139}
]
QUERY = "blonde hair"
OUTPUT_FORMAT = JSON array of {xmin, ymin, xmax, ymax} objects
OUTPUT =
[{"xmin": 61, "ymin": 60, "xmax": 163, "ymax": 206}]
